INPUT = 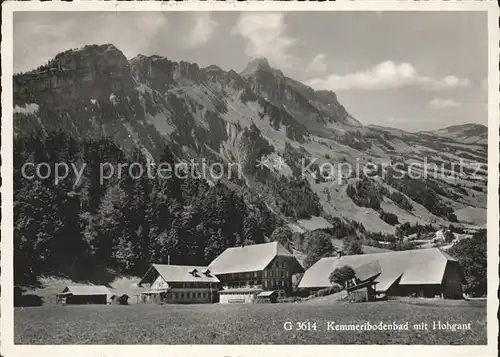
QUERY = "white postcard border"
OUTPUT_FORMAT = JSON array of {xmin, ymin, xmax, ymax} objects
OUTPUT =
[{"xmin": 1, "ymin": 1, "xmax": 499, "ymax": 356}]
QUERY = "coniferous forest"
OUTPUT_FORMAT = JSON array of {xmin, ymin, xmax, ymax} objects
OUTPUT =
[{"xmin": 14, "ymin": 131, "xmax": 280, "ymax": 286}]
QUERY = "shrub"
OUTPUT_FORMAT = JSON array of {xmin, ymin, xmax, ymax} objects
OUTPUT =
[
  {"xmin": 447, "ymin": 230, "xmax": 486, "ymax": 297},
  {"xmin": 329, "ymin": 265, "xmax": 355, "ymax": 286},
  {"xmin": 449, "ymin": 224, "xmax": 465, "ymax": 234},
  {"xmin": 444, "ymin": 230, "xmax": 455, "ymax": 243},
  {"xmin": 346, "ymin": 176, "xmax": 386, "ymax": 210},
  {"xmin": 380, "ymin": 211, "xmax": 399, "ymax": 226},
  {"xmin": 343, "ymin": 236, "xmax": 363, "ymax": 255},
  {"xmin": 388, "ymin": 191, "xmax": 413, "ymax": 211},
  {"xmin": 303, "ymin": 230, "xmax": 336, "ymax": 269},
  {"xmin": 316, "ymin": 285, "xmax": 343, "ymax": 297}
]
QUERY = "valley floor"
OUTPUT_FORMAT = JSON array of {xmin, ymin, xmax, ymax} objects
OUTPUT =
[{"xmin": 15, "ymin": 300, "xmax": 486, "ymax": 345}]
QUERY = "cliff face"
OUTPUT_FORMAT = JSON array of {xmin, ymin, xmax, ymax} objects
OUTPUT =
[
  {"xmin": 13, "ymin": 44, "xmax": 360, "ymax": 159},
  {"xmin": 14, "ymin": 44, "xmax": 134, "ymax": 107}
]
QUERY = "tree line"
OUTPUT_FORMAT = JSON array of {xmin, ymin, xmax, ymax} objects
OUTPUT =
[{"xmin": 14, "ymin": 132, "xmax": 279, "ymax": 286}]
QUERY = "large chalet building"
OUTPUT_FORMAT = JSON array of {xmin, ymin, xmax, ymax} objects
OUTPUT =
[
  {"xmin": 138, "ymin": 264, "xmax": 221, "ymax": 304},
  {"xmin": 208, "ymin": 242, "xmax": 305, "ymax": 303},
  {"xmin": 139, "ymin": 241, "xmax": 304, "ymax": 304}
]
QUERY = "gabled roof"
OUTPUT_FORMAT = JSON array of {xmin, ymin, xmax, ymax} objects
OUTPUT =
[
  {"xmin": 60, "ymin": 285, "xmax": 112, "ymax": 296},
  {"xmin": 208, "ymin": 241, "xmax": 304, "ymax": 275},
  {"xmin": 353, "ymin": 260, "xmax": 382, "ymax": 282},
  {"xmin": 139, "ymin": 264, "xmax": 220, "ymax": 286},
  {"xmin": 298, "ymin": 248, "xmax": 457, "ymax": 291}
]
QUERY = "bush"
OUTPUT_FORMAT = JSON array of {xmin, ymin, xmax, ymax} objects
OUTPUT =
[
  {"xmin": 380, "ymin": 211, "xmax": 399, "ymax": 226},
  {"xmin": 343, "ymin": 236, "xmax": 363, "ymax": 255},
  {"xmin": 395, "ymin": 222, "xmax": 435, "ymax": 238},
  {"xmin": 270, "ymin": 226, "xmax": 293, "ymax": 250},
  {"xmin": 449, "ymin": 224, "xmax": 465, "ymax": 234},
  {"xmin": 389, "ymin": 240, "xmax": 420, "ymax": 251},
  {"xmin": 329, "ymin": 265, "xmax": 355, "ymax": 286},
  {"xmin": 447, "ymin": 230, "xmax": 487, "ymax": 297},
  {"xmin": 303, "ymin": 230, "xmax": 336, "ymax": 269},
  {"xmin": 316, "ymin": 285, "xmax": 343, "ymax": 297},
  {"xmin": 388, "ymin": 191, "xmax": 413, "ymax": 211},
  {"xmin": 346, "ymin": 176, "xmax": 386, "ymax": 210},
  {"xmin": 444, "ymin": 230, "xmax": 455, "ymax": 243}
]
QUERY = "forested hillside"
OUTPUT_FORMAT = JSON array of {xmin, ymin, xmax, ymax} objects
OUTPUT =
[{"xmin": 13, "ymin": 44, "xmax": 488, "ymax": 291}]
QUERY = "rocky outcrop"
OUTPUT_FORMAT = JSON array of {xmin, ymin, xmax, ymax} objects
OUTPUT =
[
  {"xmin": 14, "ymin": 44, "xmax": 134, "ymax": 107},
  {"xmin": 13, "ymin": 44, "xmax": 359, "ymax": 160}
]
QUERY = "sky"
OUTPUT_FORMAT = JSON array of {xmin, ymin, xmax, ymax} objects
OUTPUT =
[{"xmin": 14, "ymin": 11, "xmax": 488, "ymax": 132}]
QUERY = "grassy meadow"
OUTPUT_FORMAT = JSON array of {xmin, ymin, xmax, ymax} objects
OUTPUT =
[{"xmin": 15, "ymin": 299, "xmax": 486, "ymax": 345}]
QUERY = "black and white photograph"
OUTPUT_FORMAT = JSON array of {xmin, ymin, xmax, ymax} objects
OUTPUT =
[{"xmin": 1, "ymin": 1, "xmax": 498, "ymax": 355}]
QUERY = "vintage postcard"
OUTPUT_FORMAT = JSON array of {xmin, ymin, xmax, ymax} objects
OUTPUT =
[{"xmin": 1, "ymin": 1, "xmax": 499, "ymax": 357}]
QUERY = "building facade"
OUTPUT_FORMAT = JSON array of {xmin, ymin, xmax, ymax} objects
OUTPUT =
[
  {"xmin": 138, "ymin": 265, "xmax": 220, "ymax": 304},
  {"xmin": 218, "ymin": 287, "xmax": 262, "ymax": 304},
  {"xmin": 209, "ymin": 242, "xmax": 304, "ymax": 303}
]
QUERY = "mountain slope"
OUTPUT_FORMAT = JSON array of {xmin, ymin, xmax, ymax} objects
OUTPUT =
[
  {"xmin": 13, "ymin": 44, "xmax": 487, "ymax": 240},
  {"xmin": 420, "ymin": 124, "xmax": 487, "ymax": 144}
]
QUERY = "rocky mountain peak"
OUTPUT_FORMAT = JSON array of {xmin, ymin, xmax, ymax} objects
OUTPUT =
[
  {"xmin": 240, "ymin": 57, "xmax": 273, "ymax": 77},
  {"xmin": 14, "ymin": 43, "xmax": 133, "ymax": 106}
]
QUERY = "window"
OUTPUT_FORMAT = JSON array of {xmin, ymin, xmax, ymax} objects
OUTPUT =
[
  {"xmin": 280, "ymin": 271, "xmax": 284, "ymax": 278},
  {"xmin": 181, "ymin": 293, "xmax": 185, "ymax": 299},
  {"xmin": 254, "ymin": 272, "xmax": 258, "ymax": 278},
  {"xmin": 172, "ymin": 293, "xmax": 177, "ymax": 300}
]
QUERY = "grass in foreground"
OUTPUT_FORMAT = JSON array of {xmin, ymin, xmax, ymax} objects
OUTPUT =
[{"xmin": 15, "ymin": 300, "xmax": 486, "ymax": 345}]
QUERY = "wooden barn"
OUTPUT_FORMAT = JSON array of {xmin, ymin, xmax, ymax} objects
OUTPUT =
[
  {"xmin": 56, "ymin": 285, "xmax": 113, "ymax": 305},
  {"xmin": 298, "ymin": 248, "xmax": 464, "ymax": 299}
]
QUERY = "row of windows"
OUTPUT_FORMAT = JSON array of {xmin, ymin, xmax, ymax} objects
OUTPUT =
[
  {"xmin": 172, "ymin": 291, "xmax": 210, "ymax": 300},
  {"xmin": 226, "ymin": 280, "xmax": 290, "ymax": 289},
  {"xmin": 226, "ymin": 270, "xmax": 288, "ymax": 280},
  {"xmin": 266, "ymin": 270, "xmax": 287, "ymax": 278},
  {"xmin": 170, "ymin": 282, "xmax": 216, "ymax": 289}
]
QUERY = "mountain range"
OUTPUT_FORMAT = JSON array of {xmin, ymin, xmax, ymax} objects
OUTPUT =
[{"xmin": 13, "ymin": 44, "xmax": 487, "ymax": 244}]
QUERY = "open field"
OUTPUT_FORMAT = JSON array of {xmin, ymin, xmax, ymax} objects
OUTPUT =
[{"xmin": 15, "ymin": 300, "xmax": 486, "ymax": 345}]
